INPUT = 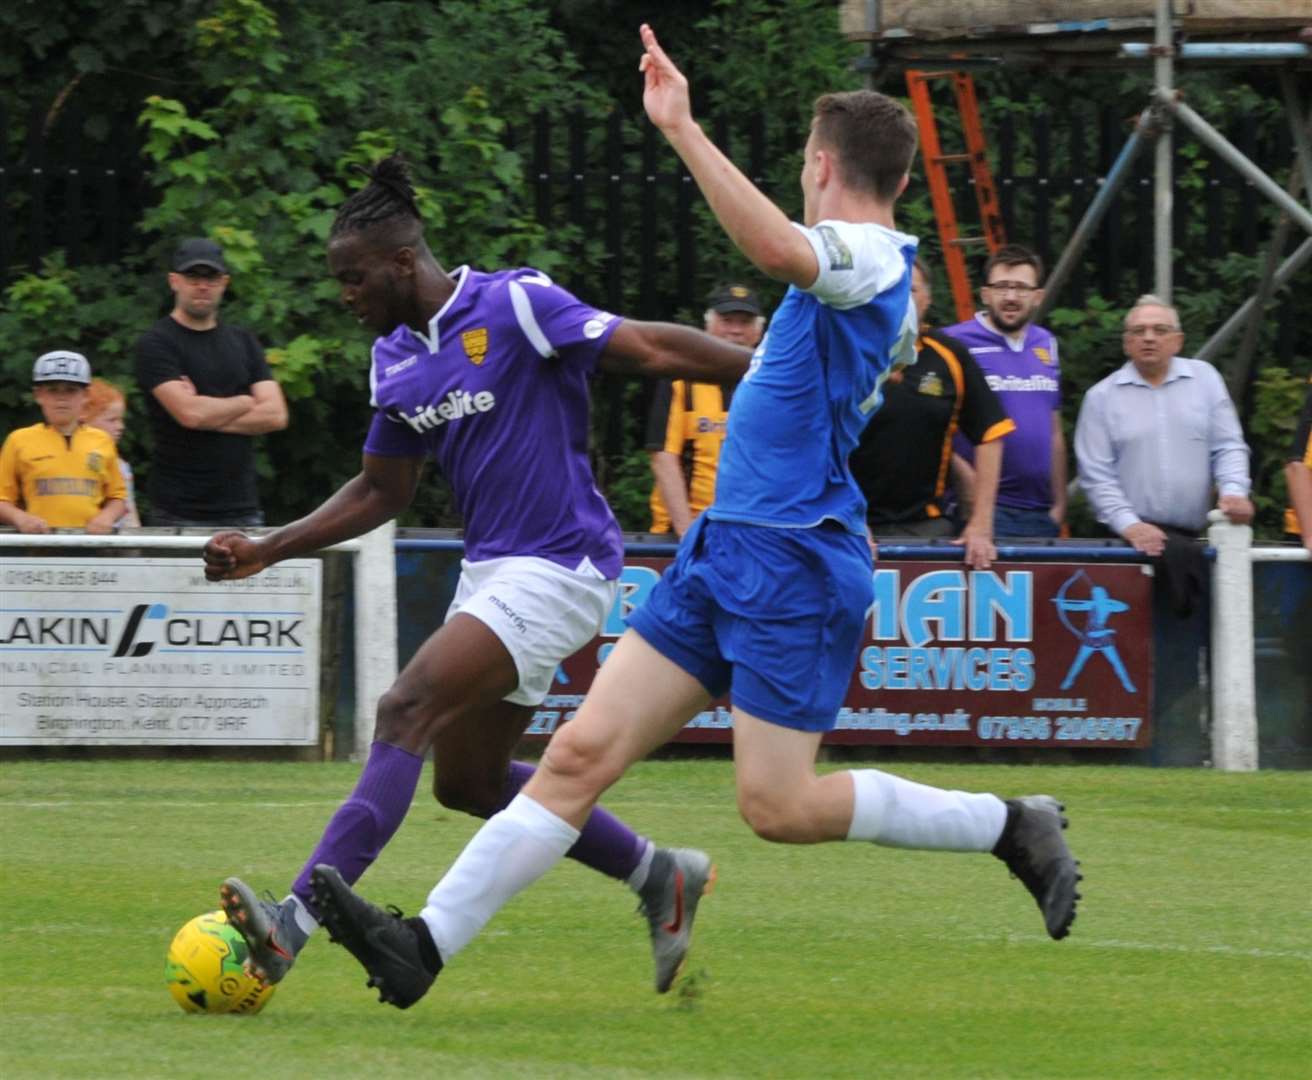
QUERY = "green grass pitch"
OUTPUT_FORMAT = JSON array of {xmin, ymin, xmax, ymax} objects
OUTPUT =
[{"xmin": 2, "ymin": 758, "xmax": 1308, "ymax": 1078}]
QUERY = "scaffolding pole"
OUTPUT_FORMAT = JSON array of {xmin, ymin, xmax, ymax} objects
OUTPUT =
[
  {"xmin": 1153, "ymin": 0, "xmax": 1174, "ymax": 300},
  {"xmin": 1036, "ymin": 107, "xmax": 1158, "ymax": 321},
  {"xmin": 1197, "ymin": 236, "xmax": 1312, "ymax": 362}
]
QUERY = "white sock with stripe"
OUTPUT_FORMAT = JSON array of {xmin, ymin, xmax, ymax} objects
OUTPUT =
[{"xmin": 419, "ymin": 793, "xmax": 579, "ymax": 962}]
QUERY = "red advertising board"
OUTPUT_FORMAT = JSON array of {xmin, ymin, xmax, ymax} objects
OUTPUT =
[{"xmin": 528, "ymin": 558, "xmax": 1154, "ymax": 749}]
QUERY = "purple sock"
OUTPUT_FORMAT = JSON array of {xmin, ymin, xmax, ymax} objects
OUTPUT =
[
  {"xmin": 505, "ymin": 761, "xmax": 647, "ymax": 882},
  {"xmin": 292, "ymin": 741, "xmax": 424, "ymax": 915}
]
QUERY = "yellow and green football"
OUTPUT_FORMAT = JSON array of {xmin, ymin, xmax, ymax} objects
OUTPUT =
[{"xmin": 165, "ymin": 910, "xmax": 276, "ymax": 1015}]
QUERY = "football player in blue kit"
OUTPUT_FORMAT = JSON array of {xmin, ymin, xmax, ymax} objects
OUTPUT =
[{"xmin": 309, "ymin": 24, "xmax": 1083, "ymax": 1009}]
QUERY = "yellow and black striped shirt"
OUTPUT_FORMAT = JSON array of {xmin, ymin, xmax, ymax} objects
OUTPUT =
[
  {"xmin": 851, "ymin": 329, "xmax": 1014, "ymax": 526},
  {"xmin": 644, "ymin": 379, "xmax": 735, "ymax": 534},
  {"xmin": 1285, "ymin": 377, "xmax": 1312, "ymax": 537}
]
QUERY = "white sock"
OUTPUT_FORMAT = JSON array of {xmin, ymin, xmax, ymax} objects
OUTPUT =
[
  {"xmin": 845, "ymin": 769, "xmax": 1007, "ymax": 852},
  {"xmin": 419, "ymin": 793, "xmax": 579, "ymax": 962},
  {"xmin": 625, "ymin": 840, "xmax": 656, "ymax": 892},
  {"xmin": 284, "ymin": 893, "xmax": 319, "ymax": 938}
]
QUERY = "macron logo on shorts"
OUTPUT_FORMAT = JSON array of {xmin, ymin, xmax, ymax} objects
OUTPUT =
[
  {"xmin": 401, "ymin": 389, "xmax": 496, "ymax": 433},
  {"xmin": 487, "ymin": 594, "xmax": 528, "ymax": 634}
]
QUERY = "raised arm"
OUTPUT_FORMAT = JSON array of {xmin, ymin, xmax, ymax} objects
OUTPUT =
[
  {"xmin": 203, "ymin": 452, "xmax": 422, "ymax": 581},
  {"xmin": 598, "ymin": 319, "xmax": 751, "ymax": 383},
  {"xmin": 639, "ymin": 24, "xmax": 817, "ymax": 288}
]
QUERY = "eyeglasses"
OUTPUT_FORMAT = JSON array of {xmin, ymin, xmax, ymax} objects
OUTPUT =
[
  {"xmin": 1124, "ymin": 324, "xmax": 1180, "ymax": 337},
  {"xmin": 983, "ymin": 281, "xmax": 1038, "ymax": 295}
]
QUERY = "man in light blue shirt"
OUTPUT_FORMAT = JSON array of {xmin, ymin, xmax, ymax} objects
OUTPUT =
[{"xmin": 1074, "ymin": 295, "xmax": 1253, "ymax": 556}]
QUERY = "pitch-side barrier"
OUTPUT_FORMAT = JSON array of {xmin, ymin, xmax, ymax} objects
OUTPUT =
[
  {"xmin": 0, "ymin": 523, "xmax": 396, "ymax": 759},
  {"xmin": 2, "ymin": 517, "xmax": 1305, "ymax": 769}
]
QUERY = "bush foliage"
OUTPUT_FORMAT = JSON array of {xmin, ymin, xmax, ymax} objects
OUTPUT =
[{"xmin": 1, "ymin": 0, "xmax": 1306, "ymax": 536}]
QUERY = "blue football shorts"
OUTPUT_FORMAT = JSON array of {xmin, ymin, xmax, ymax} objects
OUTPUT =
[{"xmin": 627, "ymin": 515, "xmax": 873, "ymax": 732}]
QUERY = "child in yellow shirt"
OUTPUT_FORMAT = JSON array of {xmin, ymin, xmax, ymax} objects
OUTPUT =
[{"xmin": 0, "ymin": 350, "xmax": 127, "ymax": 533}]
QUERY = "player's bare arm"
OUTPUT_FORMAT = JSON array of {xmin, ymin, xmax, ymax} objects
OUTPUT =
[
  {"xmin": 215, "ymin": 379, "xmax": 289, "ymax": 435},
  {"xmin": 599, "ymin": 319, "xmax": 750, "ymax": 383},
  {"xmin": 152, "ymin": 377, "xmax": 255, "ymax": 431},
  {"xmin": 639, "ymin": 24, "xmax": 818, "ymax": 288},
  {"xmin": 204, "ymin": 452, "xmax": 422, "ymax": 581}
]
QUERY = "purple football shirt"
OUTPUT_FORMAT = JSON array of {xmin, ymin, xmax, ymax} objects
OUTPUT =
[
  {"xmin": 943, "ymin": 314, "xmax": 1062, "ymax": 512},
  {"xmin": 363, "ymin": 266, "xmax": 624, "ymax": 577}
]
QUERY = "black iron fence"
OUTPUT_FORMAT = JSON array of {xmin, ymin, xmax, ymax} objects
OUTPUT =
[{"xmin": 1, "ymin": 101, "xmax": 1299, "ymax": 336}]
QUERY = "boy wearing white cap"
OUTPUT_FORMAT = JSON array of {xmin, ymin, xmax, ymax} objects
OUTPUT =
[{"xmin": 0, "ymin": 350, "xmax": 127, "ymax": 533}]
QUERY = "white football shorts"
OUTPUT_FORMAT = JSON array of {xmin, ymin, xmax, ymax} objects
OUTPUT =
[{"xmin": 445, "ymin": 555, "xmax": 619, "ymax": 706}]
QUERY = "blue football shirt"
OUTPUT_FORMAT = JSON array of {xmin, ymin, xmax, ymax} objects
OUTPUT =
[{"xmin": 708, "ymin": 219, "xmax": 919, "ymax": 534}]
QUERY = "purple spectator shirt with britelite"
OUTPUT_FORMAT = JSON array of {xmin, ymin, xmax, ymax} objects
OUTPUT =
[
  {"xmin": 363, "ymin": 266, "xmax": 624, "ymax": 578},
  {"xmin": 944, "ymin": 314, "xmax": 1062, "ymax": 512}
]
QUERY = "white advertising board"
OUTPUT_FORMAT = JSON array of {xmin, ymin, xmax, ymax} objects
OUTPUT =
[{"xmin": 1, "ymin": 558, "xmax": 322, "ymax": 745}]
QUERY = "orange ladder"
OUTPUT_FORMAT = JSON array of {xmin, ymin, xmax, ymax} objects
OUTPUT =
[{"xmin": 905, "ymin": 70, "xmax": 1006, "ymax": 322}]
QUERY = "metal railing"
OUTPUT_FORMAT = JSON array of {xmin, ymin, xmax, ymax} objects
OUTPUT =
[{"xmin": 4, "ymin": 518, "xmax": 1305, "ymax": 768}]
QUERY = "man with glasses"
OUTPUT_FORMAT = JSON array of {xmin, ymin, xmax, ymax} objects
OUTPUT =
[
  {"xmin": 1073, "ymin": 294, "xmax": 1252, "ymax": 556},
  {"xmin": 944, "ymin": 244, "xmax": 1066, "ymax": 538}
]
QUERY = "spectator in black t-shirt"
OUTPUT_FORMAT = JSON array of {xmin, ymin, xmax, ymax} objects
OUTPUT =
[
  {"xmin": 135, "ymin": 238, "xmax": 288, "ymax": 527},
  {"xmin": 850, "ymin": 258, "xmax": 1014, "ymax": 569}
]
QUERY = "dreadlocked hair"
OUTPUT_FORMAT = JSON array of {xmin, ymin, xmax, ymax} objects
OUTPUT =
[{"xmin": 330, "ymin": 154, "xmax": 422, "ymax": 239}]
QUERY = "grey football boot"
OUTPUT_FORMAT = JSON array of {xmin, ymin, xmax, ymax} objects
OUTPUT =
[
  {"xmin": 993, "ymin": 795, "xmax": 1082, "ymax": 940},
  {"xmin": 636, "ymin": 847, "xmax": 716, "ymax": 992},
  {"xmin": 219, "ymin": 877, "xmax": 309, "ymax": 984}
]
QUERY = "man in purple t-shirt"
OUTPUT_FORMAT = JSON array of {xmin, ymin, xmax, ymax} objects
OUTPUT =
[
  {"xmin": 944, "ymin": 244, "xmax": 1067, "ymax": 538},
  {"xmin": 201, "ymin": 155, "xmax": 748, "ymax": 994}
]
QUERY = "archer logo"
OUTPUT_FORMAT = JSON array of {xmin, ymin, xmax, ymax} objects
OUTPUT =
[
  {"xmin": 113, "ymin": 603, "xmax": 168, "ymax": 658},
  {"xmin": 1052, "ymin": 571, "xmax": 1136, "ymax": 693}
]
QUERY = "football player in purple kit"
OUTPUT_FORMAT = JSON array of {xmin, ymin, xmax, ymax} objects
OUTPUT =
[
  {"xmin": 201, "ymin": 155, "xmax": 748, "ymax": 993},
  {"xmin": 945, "ymin": 245, "xmax": 1067, "ymax": 538},
  {"xmin": 303, "ymin": 26, "xmax": 1082, "ymax": 1012}
]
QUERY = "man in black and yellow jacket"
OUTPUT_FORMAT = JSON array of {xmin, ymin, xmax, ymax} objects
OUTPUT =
[
  {"xmin": 849, "ymin": 259, "xmax": 1013, "ymax": 569},
  {"xmin": 645, "ymin": 284, "xmax": 764, "ymax": 537},
  {"xmin": 1286, "ymin": 376, "xmax": 1312, "ymax": 552}
]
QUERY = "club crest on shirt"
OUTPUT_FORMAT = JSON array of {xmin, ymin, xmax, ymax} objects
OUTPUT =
[
  {"xmin": 916, "ymin": 372, "xmax": 945, "ymax": 398},
  {"xmin": 814, "ymin": 225, "xmax": 853, "ymax": 271},
  {"xmin": 86, "ymin": 451, "xmax": 104, "ymax": 473},
  {"xmin": 1034, "ymin": 346, "xmax": 1053, "ymax": 365},
  {"xmin": 461, "ymin": 328, "xmax": 489, "ymax": 365}
]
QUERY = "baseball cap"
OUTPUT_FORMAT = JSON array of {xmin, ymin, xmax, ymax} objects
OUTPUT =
[
  {"xmin": 32, "ymin": 350, "xmax": 92, "ymax": 386},
  {"xmin": 172, "ymin": 237, "xmax": 228, "ymax": 274},
  {"xmin": 707, "ymin": 283, "xmax": 763, "ymax": 316}
]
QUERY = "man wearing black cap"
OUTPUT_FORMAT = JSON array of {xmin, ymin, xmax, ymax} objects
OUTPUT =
[
  {"xmin": 135, "ymin": 237, "xmax": 288, "ymax": 526},
  {"xmin": 645, "ymin": 283, "xmax": 764, "ymax": 537}
]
